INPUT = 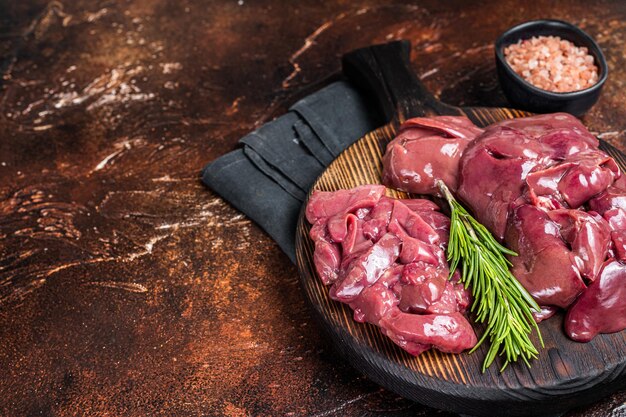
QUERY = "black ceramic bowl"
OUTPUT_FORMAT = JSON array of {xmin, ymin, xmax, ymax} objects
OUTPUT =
[{"xmin": 495, "ymin": 19, "xmax": 608, "ymax": 116}]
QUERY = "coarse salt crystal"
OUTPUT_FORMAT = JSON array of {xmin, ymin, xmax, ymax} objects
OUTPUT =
[{"xmin": 504, "ymin": 35, "xmax": 599, "ymax": 92}]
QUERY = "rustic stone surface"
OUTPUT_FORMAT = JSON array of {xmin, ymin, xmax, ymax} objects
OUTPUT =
[{"xmin": 0, "ymin": 1, "xmax": 624, "ymax": 416}]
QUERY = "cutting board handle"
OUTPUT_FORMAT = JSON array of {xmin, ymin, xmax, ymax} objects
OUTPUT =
[{"xmin": 342, "ymin": 40, "xmax": 459, "ymax": 124}]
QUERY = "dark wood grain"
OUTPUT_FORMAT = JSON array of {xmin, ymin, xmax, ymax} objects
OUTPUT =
[
  {"xmin": 296, "ymin": 40, "xmax": 626, "ymax": 417},
  {"xmin": 1, "ymin": 1, "xmax": 626, "ymax": 416}
]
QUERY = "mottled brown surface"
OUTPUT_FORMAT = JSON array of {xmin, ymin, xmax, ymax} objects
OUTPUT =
[{"xmin": 0, "ymin": 1, "xmax": 624, "ymax": 416}]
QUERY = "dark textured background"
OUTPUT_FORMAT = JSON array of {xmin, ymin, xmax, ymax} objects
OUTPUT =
[{"xmin": 0, "ymin": 1, "xmax": 625, "ymax": 416}]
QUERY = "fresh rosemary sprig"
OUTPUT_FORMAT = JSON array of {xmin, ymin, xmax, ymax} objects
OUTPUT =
[{"xmin": 436, "ymin": 180, "xmax": 543, "ymax": 372}]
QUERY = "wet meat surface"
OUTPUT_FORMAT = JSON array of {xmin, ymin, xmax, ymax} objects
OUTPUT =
[
  {"xmin": 306, "ymin": 185, "xmax": 477, "ymax": 355},
  {"xmin": 382, "ymin": 116, "xmax": 484, "ymax": 196},
  {"xmin": 457, "ymin": 113, "xmax": 614, "ymax": 239},
  {"xmin": 382, "ymin": 113, "xmax": 626, "ymax": 341},
  {"xmin": 565, "ymin": 260, "xmax": 626, "ymax": 342}
]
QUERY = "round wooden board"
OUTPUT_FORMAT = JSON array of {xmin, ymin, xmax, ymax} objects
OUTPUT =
[{"xmin": 295, "ymin": 116, "xmax": 626, "ymax": 417}]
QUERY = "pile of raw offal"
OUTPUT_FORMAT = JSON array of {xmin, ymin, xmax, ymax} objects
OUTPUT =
[
  {"xmin": 306, "ymin": 113, "xmax": 626, "ymax": 357},
  {"xmin": 306, "ymin": 185, "xmax": 477, "ymax": 355}
]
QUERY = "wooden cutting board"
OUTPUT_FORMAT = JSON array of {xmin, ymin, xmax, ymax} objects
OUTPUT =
[{"xmin": 294, "ymin": 41, "xmax": 626, "ymax": 417}]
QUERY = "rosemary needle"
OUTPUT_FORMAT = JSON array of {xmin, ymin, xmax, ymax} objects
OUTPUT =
[{"xmin": 436, "ymin": 180, "xmax": 544, "ymax": 372}]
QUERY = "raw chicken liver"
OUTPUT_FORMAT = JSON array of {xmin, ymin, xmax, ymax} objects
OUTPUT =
[
  {"xmin": 504, "ymin": 205, "xmax": 609, "ymax": 308},
  {"xmin": 382, "ymin": 116, "xmax": 483, "ymax": 196},
  {"xmin": 457, "ymin": 113, "xmax": 615, "ymax": 239},
  {"xmin": 565, "ymin": 260, "xmax": 626, "ymax": 342},
  {"xmin": 589, "ymin": 176, "xmax": 626, "ymax": 261},
  {"xmin": 380, "ymin": 113, "xmax": 626, "ymax": 343},
  {"xmin": 306, "ymin": 185, "xmax": 476, "ymax": 356}
]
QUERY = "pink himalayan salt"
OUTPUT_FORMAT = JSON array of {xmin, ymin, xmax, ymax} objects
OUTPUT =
[{"xmin": 504, "ymin": 35, "xmax": 599, "ymax": 93}]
